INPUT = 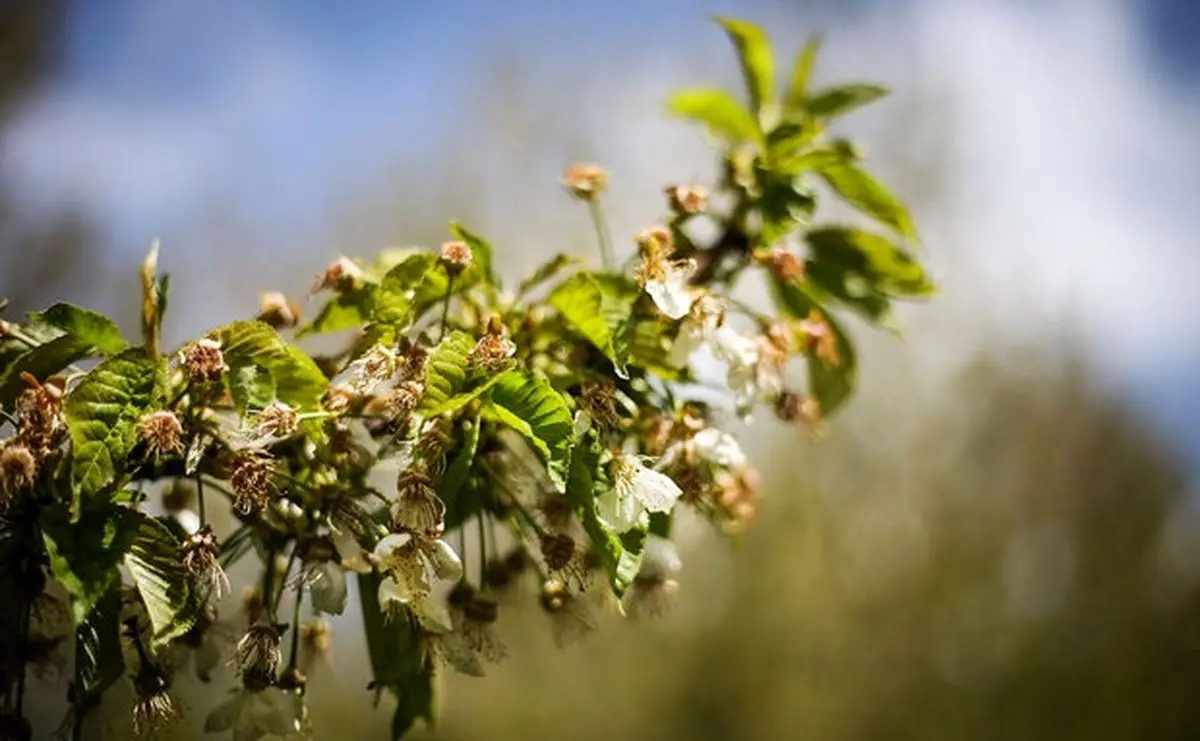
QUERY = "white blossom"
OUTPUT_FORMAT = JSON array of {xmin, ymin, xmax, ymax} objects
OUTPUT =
[
  {"xmin": 204, "ymin": 687, "xmax": 304, "ymax": 741},
  {"xmin": 643, "ymin": 260, "xmax": 698, "ymax": 319},
  {"xmin": 691, "ymin": 427, "xmax": 747, "ymax": 469},
  {"xmin": 598, "ymin": 454, "xmax": 683, "ymax": 532},
  {"xmin": 373, "ymin": 533, "xmax": 463, "ymax": 633}
]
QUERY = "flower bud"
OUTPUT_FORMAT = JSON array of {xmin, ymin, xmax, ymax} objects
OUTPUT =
[
  {"xmin": 257, "ymin": 291, "xmax": 302, "ymax": 329},
  {"xmin": 664, "ymin": 184, "xmax": 708, "ymax": 217}
]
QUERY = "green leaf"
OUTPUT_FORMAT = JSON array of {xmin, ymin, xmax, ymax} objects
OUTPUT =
[
  {"xmin": 759, "ymin": 174, "xmax": 817, "ymax": 246},
  {"xmin": 806, "ymin": 83, "xmax": 889, "ymax": 119},
  {"xmin": 367, "ymin": 247, "xmax": 424, "ymax": 281},
  {"xmin": 785, "ymin": 35, "xmax": 823, "ymax": 111},
  {"xmin": 775, "ymin": 139, "xmax": 859, "ymax": 174},
  {"xmin": 296, "ymin": 287, "xmax": 378, "ymax": 338},
  {"xmin": 0, "ymin": 335, "xmax": 91, "ymax": 408},
  {"xmin": 226, "ymin": 360, "xmax": 277, "ymax": 416},
  {"xmin": 210, "ymin": 321, "xmax": 327, "ymax": 411},
  {"xmin": 417, "ymin": 331, "xmax": 475, "ymax": 415},
  {"xmin": 74, "ymin": 585, "xmax": 125, "ymax": 703},
  {"xmin": 805, "ymin": 226, "xmax": 935, "ymax": 297},
  {"xmin": 484, "ymin": 371, "xmax": 574, "ymax": 491},
  {"xmin": 517, "ymin": 253, "xmax": 581, "ymax": 298},
  {"xmin": 0, "ymin": 321, "xmax": 63, "ymax": 373},
  {"xmin": 42, "ymin": 505, "xmax": 137, "ymax": 622},
  {"xmin": 770, "ymin": 277, "xmax": 858, "ymax": 417},
  {"xmin": 449, "ymin": 221, "xmax": 499, "ymax": 291},
  {"xmin": 816, "ymin": 161, "xmax": 917, "ymax": 241},
  {"xmin": 548, "ymin": 272, "xmax": 637, "ymax": 377},
  {"xmin": 373, "ymin": 253, "xmax": 446, "ymax": 332},
  {"xmin": 804, "ymin": 261, "xmax": 896, "ymax": 327},
  {"xmin": 391, "ymin": 661, "xmax": 435, "ymax": 741},
  {"xmin": 714, "ymin": 17, "xmax": 775, "ymax": 118},
  {"xmin": 440, "ymin": 415, "xmax": 481, "ymax": 531},
  {"xmin": 124, "ymin": 511, "xmax": 198, "ymax": 647},
  {"xmin": 666, "ymin": 88, "xmax": 762, "ymax": 146},
  {"xmin": 65, "ymin": 348, "xmax": 159, "ymax": 509},
  {"xmin": 624, "ymin": 318, "xmax": 682, "ymax": 380},
  {"xmin": 567, "ymin": 440, "xmax": 645, "ymax": 597},
  {"xmin": 29, "ymin": 302, "xmax": 127, "ymax": 355}
]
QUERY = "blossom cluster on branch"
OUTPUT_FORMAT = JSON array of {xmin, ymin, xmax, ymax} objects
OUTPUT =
[{"xmin": 0, "ymin": 17, "xmax": 933, "ymax": 741}]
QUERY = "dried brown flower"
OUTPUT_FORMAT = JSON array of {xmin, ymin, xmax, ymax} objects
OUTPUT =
[
  {"xmin": 461, "ymin": 598, "xmax": 507, "ymax": 663},
  {"xmin": 797, "ymin": 310, "xmax": 840, "ymax": 367},
  {"xmin": 229, "ymin": 454, "xmax": 273, "ymax": 516},
  {"xmin": 183, "ymin": 525, "xmax": 230, "ymax": 600},
  {"xmin": 439, "ymin": 240, "xmax": 473, "ymax": 276},
  {"xmin": 540, "ymin": 533, "xmax": 591, "ymax": 592},
  {"xmin": 256, "ymin": 291, "xmax": 302, "ymax": 329},
  {"xmin": 757, "ymin": 247, "xmax": 806, "ymax": 281},
  {"xmin": 664, "ymin": 184, "xmax": 708, "ymax": 216},
  {"xmin": 0, "ymin": 444, "xmax": 37, "ymax": 503},
  {"xmin": 471, "ymin": 317, "xmax": 516, "ymax": 373},
  {"xmin": 579, "ymin": 379, "xmax": 621, "ymax": 430},
  {"xmin": 562, "ymin": 162, "xmax": 608, "ymax": 202},
  {"xmin": 139, "ymin": 410, "xmax": 185, "ymax": 459},
  {"xmin": 312, "ymin": 256, "xmax": 365, "ymax": 294},
  {"xmin": 391, "ymin": 469, "xmax": 446, "ymax": 537},
  {"xmin": 183, "ymin": 339, "xmax": 226, "ymax": 384}
]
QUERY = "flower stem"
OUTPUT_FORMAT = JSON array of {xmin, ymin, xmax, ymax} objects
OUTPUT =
[
  {"xmin": 195, "ymin": 470, "xmax": 207, "ymax": 527},
  {"xmin": 438, "ymin": 274, "xmax": 455, "ymax": 342},
  {"xmin": 288, "ymin": 580, "xmax": 304, "ymax": 671},
  {"xmin": 588, "ymin": 200, "xmax": 615, "ymax": 270},
  {"xmin": 476, "ymin": 514, "xmax": 488, "ymax": 585}
]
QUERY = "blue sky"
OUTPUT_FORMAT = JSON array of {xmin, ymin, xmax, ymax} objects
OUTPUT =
[{"xmin": 3, "ymin": 0, "xmax": 1199, "ymax": 468}]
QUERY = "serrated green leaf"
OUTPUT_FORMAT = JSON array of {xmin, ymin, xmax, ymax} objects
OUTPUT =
[
  {"xmin": 449, "ymin": 221, "xmax": 498, "ymax": 291},
  {"xmin": 42, "ymin": 505, "xmax": 137, "ymax": 622},
  {"xmin": 124, "ymin": 511, "xmax": 198, "ymax": 647},
  {"xmin": 0, "ymin": 335, "xmax": 91, "ymax": 408},
  {"xmin": 816, "ymin": 161, "xmax": 917, "ymax": 241},
  {"xmin": 806, "ymin": 83, "xmax": 889, "ymax": 119},
  {"xmin": 484, "ymin": 371, "xmax": 574, "ymax": 491},
  {"xmin": 29, "ymin": 302, "xmax": 127, "ymax": 355},
  {"xmin": 624, "ymin": 318, "xmax": 682, "ymax": 380},
  {"xmin": 517, "ymin": 253, "xmax": 581, "ymax": 298},
  {"xmin": 0, "ymin": 321, "xmax": 63, "ymax": 373},
  {"xmin": 785, "ymin": 35, "xmax": 823, "ymax": 111},
  {"xmin": 804, "ymin": 260, "xmax": 896, "ymax": 327},
  {"xmin": 226, "ymin": 359, "xmax": 277, "ymax": 416},
  {"xmin": 567, "ymin": 440, "xmax": 645, "ymax": 597},
  {"xmin": 770, "ymin": 277, "xmax": 858, "ymax": 417},
  {"xmin": 806, "ymin": 226, "xmax": 935, "ymax": 297},
  {"xmin": 75, "ymin": 585, "xmax": 125, "ymax": 703},
  {"xmin": 296, "ymin": 286, "xmax": 378, "ymax": 338},
  {"xmin": 210, "ymin": 321, "xmax": 326, "ymax": 411},
  {"xmin": 418, "ymin": 331, "xmax": 474, "ymax": 415},
  {"xmin": 548, "ymin": 272, "xmax": 637, "ymax": 377},
  {"xmin": 667, "ymin": 88, "xmax": 762, "ymax": 146},
  {"xmin": 714, "ymin": 17, "xmax": 775, "ymax": 119},
  {"xmin": 775, "ymin": 138, "xmax": 859, "ymax": 174},
  {"xmin": 65, "ymin": 348, "xmax": 159, "ymax": 509},
  {"xmin": 373, "ymin": 253, "xmax": 447, "ymax": 332}
]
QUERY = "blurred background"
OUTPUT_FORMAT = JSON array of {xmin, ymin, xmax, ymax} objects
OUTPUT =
[{"xmin": 4, "ymin": 0, "xmax": 1200, "ymax": 738}]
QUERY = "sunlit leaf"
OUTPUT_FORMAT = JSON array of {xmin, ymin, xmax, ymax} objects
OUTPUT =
[
  {"xmin": 548, "ymin": 272, "xmax": 637, "ymax": 377},
  {"xmin": 714, "ymin": 16, "xmax": 775, "ymax": 118},
  {"xmin": 667, "ymin": 88, "xmax": 762, "ymax": 146},
  {"xmin": 226, "ymin": 360, "xmax": 277, "ymax": 416},
  {"xmin": 124, "ymin": 511, "xmax": 199, "ymax": 647},
  {"xmin": 296, "ymin": 287, "xmax": 378, "ymax": 338},
  {"xmin": 806, "ymin": 83, "xmax": 889, "ymax": 119},
  {"xmin": 517, "ymin": 253, "xmax": 581, "ymax": 298},
  {"xmin": 484, "ymin": 370, "xmax": 574, "ymax": 491},
  {"xmin": 210, "ymin": 320, "xmax": 327, "ymax": 411},
  {"xmin": 785, "ymin": 35, "xmax": 823, "ymax": 111},
  {"xmin": 65, "ymin": 348, "xmax": 160, "ymax": 511},
  {"xmin": 759, "ymin": 174, "xmax": 817, "ymax": 246},
  {"xmin": 29, "ymin": 302, "xmax": 127, "ymax": 355},
  {"xmin": 816, "ymin": 161, "xmax": 918, "ymax": 241},
  {"xmin": 449, "ymin": 221, "xmax": 499, "ymax": 291},
  {"xmin": 418, "ymin": 331, "xmax": 475, "ymax": 415},
  {"xmin": 0, "ymin": 335, "xmax": 91, "ymax": 408},
  {"xmin": 806, "ymin": 226, "xmax": 935, "ymax": 296}
]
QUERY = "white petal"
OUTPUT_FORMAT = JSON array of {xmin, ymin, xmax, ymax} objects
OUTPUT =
[
  {"xmin": 711, "ymin": 326, "xmax": 758, "ymax": 365},
  {"xmin": 411, "ymin": 595, "xmax": 454, "ymax": 634},
  {"xmin": 597, "ymin": 484, "xmax": 643, "ymax": 533},
  {"xmin": 377, "ymin": 575, "xmax": 411, "ymax": 607},
  {"xmin": 174, "ymin": 509, "xmax": 201, "ymax": 535},
  {"xmin": 631, "ymin": 467, "xmax": 682, "ymax": 513},
  {"xmin": 373, "ymin": 532, "xmax": 412, "ymax": 559},
  {"xmin": 426, "ymin": 539, "xmax": 463, "ymax": 582},
  {"xmin": 668, "ymin": 321, "xmax": 705, "ymax": 368},
  {"xmin": 573, "ymin": 409, "xmax": 593, "ymax": 438},
  {"xmin": 309, "ymin": 563, "xmax": 348, "ymax": 615},
  {"xmin": 692, "ymin": 428, "xmax": 746, "ymax": 468},
  {"xmin": 645, "ymin": 277, "xmax": 695, "ymax": 320}
]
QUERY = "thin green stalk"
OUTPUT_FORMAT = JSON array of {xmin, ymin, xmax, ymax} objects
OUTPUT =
[
  {"xmin": 476, "ymin": 514, "xmax": 489, "ymax": 586},
  {"xmin": 195, "ymin": 470, "xmax": 207, "ymax": 527},
  {"xmin": 438, "ymin": 274, "xmax": 455, "ymax": 342},
  {"xmin": 587, "ymin": 200, "xmax": 615, "ymax": 269},
  {"xmin": 288, "ymin": 580, "xmax": 304, "ymax": 671}
]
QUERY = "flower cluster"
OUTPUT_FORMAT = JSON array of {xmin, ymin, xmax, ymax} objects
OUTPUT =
[{"xmin": 0, "ymin": 17, "xmax": 934, "ymax": 741}]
